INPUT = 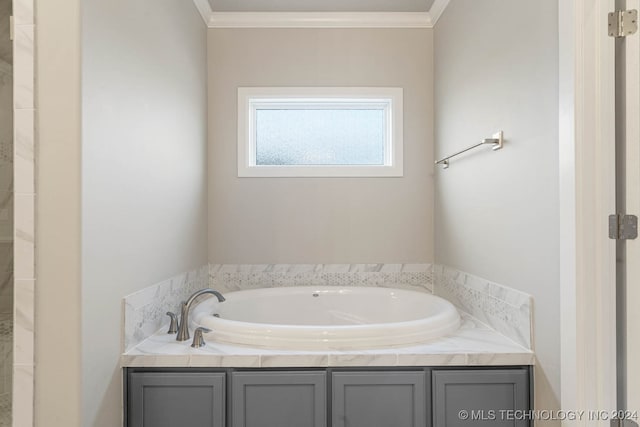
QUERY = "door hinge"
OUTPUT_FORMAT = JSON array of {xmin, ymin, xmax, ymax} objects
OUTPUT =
[
  {"xmin": 609, "ymin": 214, "xmax": 638, "ymax": 240},
  {"xmin": 8, "ymin": 15, "xmax": 13, "ymax": 41},
  {"xmin": 609, "ymin": 9, "xmax": 638, "ymax": 37}
]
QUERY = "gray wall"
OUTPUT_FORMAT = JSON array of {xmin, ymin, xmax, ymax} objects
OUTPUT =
[
  {"xmin": 208, "ymin": 28, "xmax": 434, "ymax": 264},
  {"xmin": 434, "ymin": 0, "xmax": 560, "ymax": 417},
  {"xmin": 81, "ymin": 0, "xmax": 208, "ymax": 425}
]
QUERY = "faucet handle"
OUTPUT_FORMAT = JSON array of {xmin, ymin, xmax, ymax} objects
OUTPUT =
[
  {"xmin": 191, "ymin": 327, "xmax": 211, "ymax": 348},
  {"xmin": 166, "ymin": 312, "xmax": 178, "ymax": 334}
]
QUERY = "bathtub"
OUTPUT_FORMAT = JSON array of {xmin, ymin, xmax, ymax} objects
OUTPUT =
[{"xmin": 191, "ymin": 286, "xmax": 461, "ymax": 350}]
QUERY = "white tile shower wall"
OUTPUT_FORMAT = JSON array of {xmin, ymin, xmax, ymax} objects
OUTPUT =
[
  {"xmin": 122, "ymin": 265, "xmax": 209, "ymax": 352},
  {"xmin": 12, "ymin": 0, "xmax": 35, "ymax": 425},
  {"xmin": 0, "ymin": 61, "xmax": 13, "ymax": 328},
  {"xmin": 208, "ymin": 264, "xmax": 434, "ymax": 294},
  {"xmin": 432, "ymin": 265, "xmax": 533, "ymax": 350}
]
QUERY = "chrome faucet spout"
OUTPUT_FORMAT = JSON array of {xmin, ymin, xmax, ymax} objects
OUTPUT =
[{"xmin": 176, "ymin": 288, "xmax": 225, "ymax": 341}]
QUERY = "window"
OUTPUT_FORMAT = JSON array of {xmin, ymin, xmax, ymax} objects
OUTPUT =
[{"xmin": 237, "ymin": 87, "xmax": 403, "ymax": 177}]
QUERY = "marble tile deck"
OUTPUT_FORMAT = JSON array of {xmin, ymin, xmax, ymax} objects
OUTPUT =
[{"xmin": 121, "ymin": 313, "xmax": 534, "ymax": 368}]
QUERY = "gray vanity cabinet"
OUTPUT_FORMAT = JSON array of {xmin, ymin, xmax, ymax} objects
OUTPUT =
[
  {"xmin": 231, "ymin": 371, "xmax": 326, "ymax": 427},
  {"xmin": 128, "ymin": 372, "xmax": 226, "ymax": 427},
  {"xmin": 432, "ymin": 369, "xmax": 530, "ymax": 427},
  {"xmin": 125, "ymin": 367, "xmax": 531, "ymax": 427},
  {"xmin": 332, "ymin": 371, "xmax": 427, "ymax": 427}
]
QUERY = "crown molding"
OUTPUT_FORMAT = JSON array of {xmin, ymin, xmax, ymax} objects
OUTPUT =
[
  {"xmin": 191, "ymin": 0, "xmax": 451, "ymax": 29},
  {"xmin": 192, "ymin": 0, "xmax": 214, "ymax": 24},
  {"xmin": 428, "ymin": 0, "xmax": 450, "ymax": 25},
  {"xmin": 204, "ymin": 11, "xmax": 433, "ymax": 28}
]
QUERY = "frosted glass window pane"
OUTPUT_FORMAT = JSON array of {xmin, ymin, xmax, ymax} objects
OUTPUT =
[{"xmin": 255, "ymin": 109, "xmax": 385, "ymax": 166}]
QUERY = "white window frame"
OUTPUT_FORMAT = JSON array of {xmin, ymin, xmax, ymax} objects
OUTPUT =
[{"xmin": 237, "ymin": 87, "xmax": 403, "ymax": 177}]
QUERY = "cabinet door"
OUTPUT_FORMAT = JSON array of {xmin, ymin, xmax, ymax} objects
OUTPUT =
[
  {"xmin": 432, "ymin": 369, "xmax": 530, "ymax": 427},
  {"xmin": 129, "ymin": 372, "xmax": 225, "ymax": 427},
  {"xmin": 332, "ymin": 371, "xmax": 427, "ymax": 427},
  {"xmin": 231, "ymin": 371, "xmax": 326, "ymax": 427}
]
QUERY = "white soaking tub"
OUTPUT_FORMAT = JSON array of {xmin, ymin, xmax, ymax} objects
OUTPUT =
[{"xmin": 191, "ymin": 286, "xmax": 461, "ymax": 351}]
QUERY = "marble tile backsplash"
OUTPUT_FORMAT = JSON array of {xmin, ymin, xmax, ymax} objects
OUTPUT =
[
  {"xmin": 122, "ymin": 265, "xmax": 209, "ymax": 352},
  {"xmin": 209, "ymin": 264, "xmax": 433, "ymax": 294},
  {"xmin": 433, "ymin": 265, "xmax": 532, "ymax": 350}
]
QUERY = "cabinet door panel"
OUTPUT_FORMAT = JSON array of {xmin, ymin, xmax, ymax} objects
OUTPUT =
[
  {"xmin": 332, "ymin": 371, "xmax": 427, "ymax": 427},
  {"xmin": 432, "ymin": 369, "xmax": 529, "ymax": 427},
  {"xmin": 129, "ymin": 372, "xmax": 225, "ymax": 427},
  {"xmin": 231, "ymin": 371, "xmax": 326, "ymax": 427}
]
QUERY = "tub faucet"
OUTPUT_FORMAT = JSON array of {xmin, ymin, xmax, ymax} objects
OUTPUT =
[{"xmin": 176, "ymin": 288, "xmax": 225, "ymax": 341}]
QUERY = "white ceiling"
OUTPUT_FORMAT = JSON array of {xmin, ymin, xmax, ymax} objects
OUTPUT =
[{"xmin": 207, "ymin": 0, "xmax": 436, "ymax": 13}]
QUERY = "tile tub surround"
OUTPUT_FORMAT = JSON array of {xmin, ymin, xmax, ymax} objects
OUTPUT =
[
  {"xmin": 208, "ymin": 263, "xmax": 532, "ymax": 349},
  {"xmin": 121, "ymin": 313, "xmax": 534, "ymax": 368},
  {"xmin": 433, "ymin": 265, "xmax": 533, "ymax": 350},
  {"xmin": 124, "ymin": 263, "xmax": 433, "ymax": 352},
  {"xmin": 123, "ymin": 263, "xmax": 533, "ymax": 369},
  {"xmin": 122, "ymin": 265, "xmax": 209, "ymax": 352},
  {"xmin": 209, "ymin": 263, "xmax": 434, "ymax": 294}
]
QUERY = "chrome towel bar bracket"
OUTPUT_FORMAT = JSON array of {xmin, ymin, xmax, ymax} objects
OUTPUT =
[{"xmin": 435, "ymin": 130, "xmax": 504, "ymax": 169}]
